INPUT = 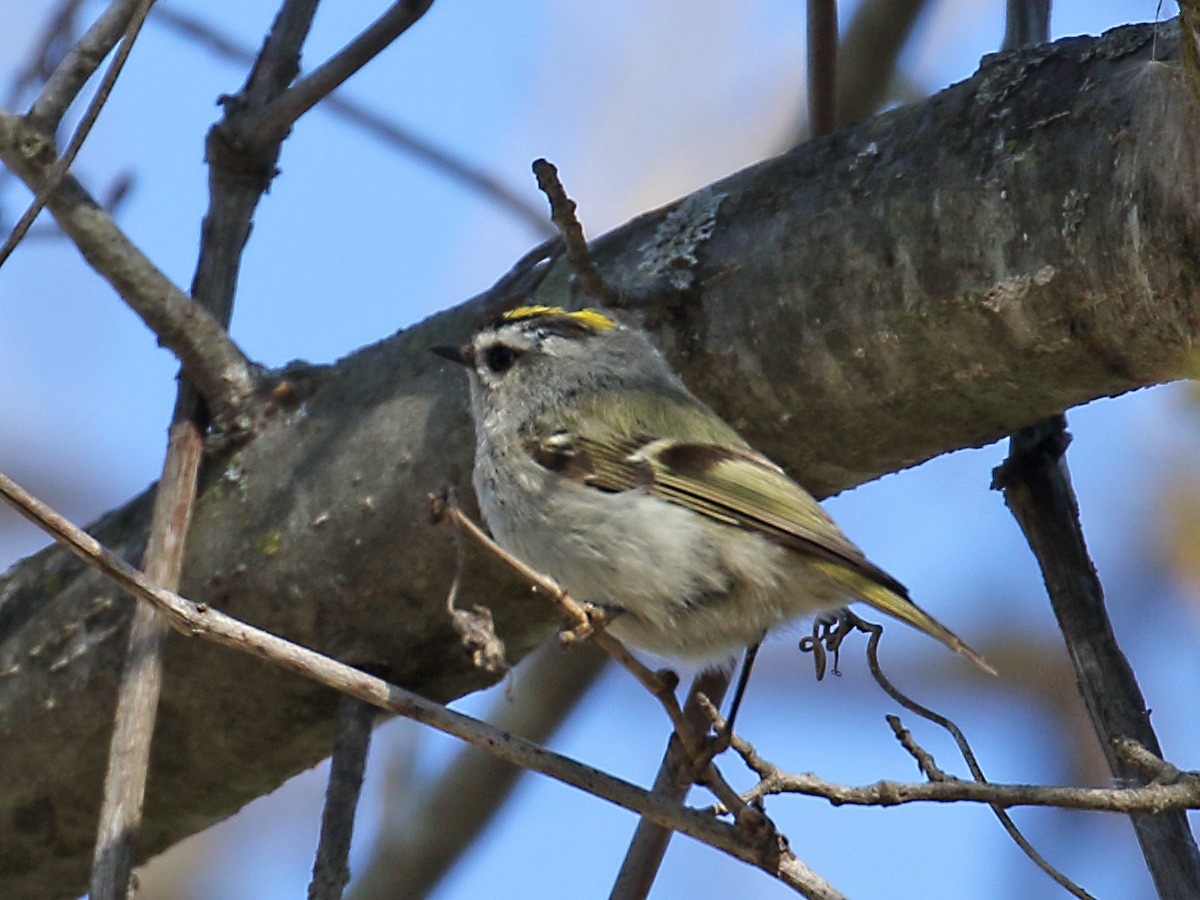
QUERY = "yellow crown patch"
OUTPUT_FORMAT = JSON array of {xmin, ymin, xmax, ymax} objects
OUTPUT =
[{"xmin": 502, "ymin": 305, "xmax": 616, "ymax": 332}]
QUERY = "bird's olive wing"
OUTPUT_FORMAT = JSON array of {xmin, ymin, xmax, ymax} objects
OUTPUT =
[
  {"xmin": 527, "ymin": 397, "xmax": 993, "ymax": 673},
  {"xmin": 528, "ymin": 396, "xmax": 906, "ymax": 598}
]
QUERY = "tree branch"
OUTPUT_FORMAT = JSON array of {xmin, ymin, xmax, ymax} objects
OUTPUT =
[
  {"xmin": 835, "ymin": 0, "xmax": 931, "ymax": 127},
  {"xmin": 611, "ymin": 671, "xmax": 732, "ymax": 900},
  {"xmin": 0, "ymin": 0, "xmax": 153, "ymax": 271},
  {"xmin": 88, "ymin": 411, "xmax": 205, "ymax": 900},
  {"xmin": 308, "ymin": 696, "xmax": 375, "ymax": 900},
  {"xmin": 0, "ymin": 470, "xmax": 842, "ymax": 900},
  {"xmin": 0, "ymin": 110, "xmax": 256, "ymax": 426},
  {"xmin": 994, "ymin": 418, "xmax": 1200, "ymax": 894},
  {"xmin": 349, "ymin": 644, "xmax": 607, "ymax": 899},
  {"xmin": 148, "ymin": 5, "xmax": 552, "ymax": 237},
  {"xmin": 2, "ymin": 23, "xmax": 1199, "ymax": 898},
  {"xmin": 240, "ymin": 0, "xmax": 435, "ymax": 148},
  {"xmin": 29, "ymin": 0, "xmax": 143, "ymax": 130},
  {"xmin": 740, "ymin": 754, "xmax": 1200, "ymax": 815}
]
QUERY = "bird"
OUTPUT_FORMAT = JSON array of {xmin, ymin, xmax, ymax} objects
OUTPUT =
[{"xmin": 433, "ymin": 304, "xmax": 990, "ymax": 674}]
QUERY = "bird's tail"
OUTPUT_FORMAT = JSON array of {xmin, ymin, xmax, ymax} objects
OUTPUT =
[{"xmin": 814, "ymin": 561, "xmax": 996, "ymax": 675}]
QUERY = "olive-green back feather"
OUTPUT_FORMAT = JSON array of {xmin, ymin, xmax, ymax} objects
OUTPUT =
[{"xmin": 533, "ymin": 388, "xmax": 992, "ymax": 672}]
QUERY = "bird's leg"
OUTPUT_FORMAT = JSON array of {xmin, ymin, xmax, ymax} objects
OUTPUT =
[
  {"xmin": 698, "ymin": 639, "xmax": 763, "ymax": 763},
  {"xmin": 725, "ymin": 639, "xmax": 762, "ymax": 737}
]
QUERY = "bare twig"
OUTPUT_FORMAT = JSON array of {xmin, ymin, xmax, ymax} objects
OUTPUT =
[
  {"xmin": 531, "ymin": 158, "xmax": 619, "ymax": 305},
  {"xmin": 1115, "ymin": 737, "xmax": 1186, "ymax": 786},
  {"xmin": 885, "ymin": 714, "xmax": 947, "ymax": 783},
  {"xmin": 835, "ymin": 0, "xmax": 930, "ymax": 127},
  {"xmin": 349, "ymin": 644, "xmax": 607, "ymax": 900},
  {"xmin": 734, "ymin": 737, "xmax": 1200, "ymax": 815},
  {"xmin": 90, "ymin": 4, "xmax": 330, "ymax": 889},
  {"xmin": 427, "ymin": 493, "xmax": 755, "ymax": 823},
  {"xmin": 5, "ymin": 0, "xmax": 86, "ymax": 111},
  {"xmin": 443, "ymin": 490, "xmax": 508, "ymax": 674},
  {"xmin": 1002, "ymin": 0, "xmax": 1051, "ymax": 51},
  {"xmin": 0, "ymin": 111, "xmax": 256, "ymax": 426},
  {"xmin": 309, "ymin": 696, "xmax": 376, "ymax": 900},
  {"xmin": 0, "ymin": 0, "xmax": 154, "ymax": 270},
  {"xmin": 857, "ymin": 615, "xmax": 1092, "ymax": 899},
  {"xmin": 427, "ymin": 494, "xmax": 678, "ymax": 722},
  {"xmin": 147, "ymin": 6, "xmax": 552, "ymax": 237},
  {"xmin": 30, "ymin": 0, "xmax": 141, "ymax": 128},
  {"xmin": 611, "ymin": 670, "xmax": 732, "ymax": 900},
  {"xmin": 994, "ymin": 416, "xmax": 1200, "ymax": 896},
  {"xmin": 88, "ymin": 410, "xmax": 205, "ymax": 900},
  {"xmin": 241, "ymin": 0, "xmax": 435, "ymax": 148},
  {"xmin": 806, "ymin": 0, "xmax": 838, "ymax": 135},
  {"xmin": 174, "ymin": 0, "xmax": 322, "ymax": 430},
  {"xmin": 0, "ymin": 469, "xmax": 841, "ymax": 899}
]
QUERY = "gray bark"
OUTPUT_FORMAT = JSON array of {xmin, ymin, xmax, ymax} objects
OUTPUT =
[{"xmin": 1, "ymin": 22, "xmax": 1197, "ymax": 899}]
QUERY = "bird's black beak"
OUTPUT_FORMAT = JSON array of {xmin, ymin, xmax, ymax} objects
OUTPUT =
[{"xmin": 430, "ymin": 344, "xmax": 474, "ymax": 367}]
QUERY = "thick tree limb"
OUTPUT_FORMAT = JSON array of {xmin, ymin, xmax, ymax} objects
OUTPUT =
[{"xmin": 1, "ymin": 22, "xmax": 1199, "ymax": 899}]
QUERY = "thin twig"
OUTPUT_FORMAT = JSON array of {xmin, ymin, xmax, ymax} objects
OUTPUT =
[
  {"xmin": 857, "ymin": 616, "xmax": 1094, "ymax": 900},
  {"xmin": 88, "ymin": 409, "xmax": 205, "ymax": 900},
  {"xmin": 349, "ymin": 644, "xmax": 607, "ymax": 900},
  {"xmin": 309, "ymin": 696, "xmax": 376, "ymax": 900},
  {"xmin": 733, "ymin": 734, "xmax": 1200, "ymax": 815},
  {"xmin": 428, "ymin": 493, "xmax": 755, "ymax": 823},
  {"xmin": 0, "ymin": 111, "xmax": 256, "ymax": 426},
  {"xmin": 1114, "ymin": 737, "xmax": 1186, "ymax": 785},
  {"xmin": 0, "ymin": 0, "xmax": 154, "ymax": 270},
  {"xmin": 90, "ymin": 5, "xmax": 328, "ymax": 887},
  {"xmin": 0, "ymin": 469, "xmax": 840, "ymax": 899},
  {"xmin": 611, "ymin": 670, "xmax": 732, "ymax": 900},
  {"xmin": 885, "ymin": 714, "xmax": 948, "ymax": 782},
  {"xmin": 806, "ymin": 0, "xmax": 838, "ymax": 135},
  {"xmin": 427, "ymin": 494, "xmax": 675, "ymax": 713},
  {"xmin": 241, "ymin": 0, "xmax": 435, "ymax": 148},
  {"xmin": 172, "ymin": 0, "xmax": 320, "ymax": 433},
  {"xmin": 531, "ymin": 158, "xmax": 620, "ymax": 305},
  {"xmin": 994, "ymin": 418, "xmax": 1200, "ymax": 892},
  {"xmin": 146, "ymin": 6, "xmax": 552, "ymax": 237},
  {"xmin": 443, "ymin": 489, "xmax": 508, "ymax": 674},
  {"xmin": 30, "ymin": 0, "xmax": 141, "ymax": 128}
]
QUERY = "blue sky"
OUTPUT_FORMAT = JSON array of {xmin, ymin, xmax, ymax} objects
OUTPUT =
[{"xmin": 1, "ymin": 1, "xmax": 1194, "ymax": 898}]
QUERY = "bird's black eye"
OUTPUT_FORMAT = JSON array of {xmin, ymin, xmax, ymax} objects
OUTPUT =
[{"xmin": 484, "ymin": 344, "xmax": 520, "ymax": 374}]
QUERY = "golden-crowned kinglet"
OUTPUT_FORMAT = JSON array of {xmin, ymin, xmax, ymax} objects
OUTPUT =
[{"xmin": 433, "ymin": 305, "xmax": 987, "ymax": 670}]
